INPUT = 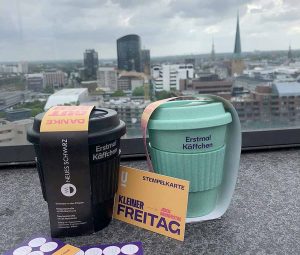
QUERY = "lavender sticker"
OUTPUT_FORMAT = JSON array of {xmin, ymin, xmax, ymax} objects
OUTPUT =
[
  {"xmin": 79, "ymin": 242, "xmax": 143, "ymax": 255},
  {"xmin": 3, "ymin": 236, "xmax": 66, "ymax": 255}
]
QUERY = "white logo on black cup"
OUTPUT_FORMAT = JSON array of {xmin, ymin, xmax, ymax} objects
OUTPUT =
[
  {"xmin": 61, "ymin": 183, "xmax": 77, "ymax": 197},
  {"xmin": 121, "ymin": 171, "xmax": 128, "ymax": 188}
]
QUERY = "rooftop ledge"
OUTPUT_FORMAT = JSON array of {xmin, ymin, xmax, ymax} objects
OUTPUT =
[{"xmin": 0, "ymin": 149, "xmax": 299, "ymax": 254}]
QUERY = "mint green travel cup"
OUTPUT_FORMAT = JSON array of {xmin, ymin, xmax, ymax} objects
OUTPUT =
[{"xmin": 148, "ymin": 99, "xmax": 232, "ymax": 217}]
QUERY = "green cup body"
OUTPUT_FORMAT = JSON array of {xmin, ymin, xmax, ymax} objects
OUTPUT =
[
  {"xmin": 148, "ymin": 99, "xmax": 232, "ymax": 217},
  {"xmin": 150, "ymin": 145, "xmax": 226, "ymax": 217}
]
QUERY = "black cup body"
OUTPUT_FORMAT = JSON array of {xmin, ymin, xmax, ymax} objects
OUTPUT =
[{"xmin": 27, "ymin": 108, "xmax": 126, "ymax": 234}]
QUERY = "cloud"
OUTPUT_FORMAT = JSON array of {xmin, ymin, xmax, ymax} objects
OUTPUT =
[
  {"xmin": 0, "ymin": 0, "xmax": 299, "ymax": 61},
  {"xmin": 204, "ymin": 26, "xmax": 220, "ymax": 34}
]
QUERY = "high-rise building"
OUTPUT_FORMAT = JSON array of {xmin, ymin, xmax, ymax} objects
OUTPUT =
[
  {"xmin": 231, "ymin": 12, "xmax": 245, "ymax": 76},
  {"xmin": 43, "ymin": 70, "xmax": 67, "ymax": 89},
  {"xmin": 141, "ymin": 49, "xmax": 151, "ymax": 75},
  {"xmin": 97, "ymin": 67, "xmax": 118, "ymax": 91},
  {"xmin": 83, "ymin": 49, "xmax": 99, "ymax": 80},
  {"xmin": 117, "ymin": 34, "xmax": 142, "ymax": 72},
  {"xmin": 18, "ymin": 61, "xmax": 28, "ymax": 74}
]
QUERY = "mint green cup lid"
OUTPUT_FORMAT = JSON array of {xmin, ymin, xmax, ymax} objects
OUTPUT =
[
  {"xmin": 148, "ymin": 99, "xmax": 232, "ymax": 130},
  {"xmin": 148, "ymin": 99, "xmax": 232, "ymax": 153}
]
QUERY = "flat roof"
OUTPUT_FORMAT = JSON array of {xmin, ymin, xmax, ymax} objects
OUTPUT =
[
  {"xmin": 272, "ymin": 82, "xmax": 300, "ymax": 96},
  {"xmin": 52, "ymin": 88, "xmax": 87, "ymax": 95},
  {"xmin": 44, "ymin": 88, "xmax": 88, "ymax": 110}
]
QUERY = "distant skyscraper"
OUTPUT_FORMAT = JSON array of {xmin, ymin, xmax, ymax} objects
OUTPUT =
[
  {"xmin": 211, "ymin": 38, "xmax": 215, "ymax": 62},
  {"xmin": 233, "ymin": 12, "xmax": 242, "ymax": 59},
  {"xmin": 288, "ymin": 45, "xmax": 293, "ymax": 60},
  {"xmin": 83, "ymin": 49, "xmax": 99, "ymax": 80},
  {"xmin": 141, "ymin": 49, "xmax": 151, "ymax": 75},
  {"xmin": 231, "ymin": 11, "xmax": 245, "ymax": 76},
  {"xmin": 117, "ymin": 34, "xmax": 142, "ymax": 72}
]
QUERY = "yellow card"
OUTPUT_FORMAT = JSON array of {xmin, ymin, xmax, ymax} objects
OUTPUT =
[
  {"xmin": 52, "ymin": 244, "xmax": 80, "ymax": 255},
  {"xmin": 113, "ymin": 166, "xmax": 189, "ymax": 241}
]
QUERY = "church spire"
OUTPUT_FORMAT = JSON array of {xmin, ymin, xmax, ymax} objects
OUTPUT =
[
  {"xmin": 288, "ymin": 44, "xmax": 293, "ymax": 60},
  {"xmin": 233, "ymin": 11, "xmax": 241, "ymax": 58},
  {"xmin": 211, "ymin": 37, "xmax": 215, "ymax": 62}
]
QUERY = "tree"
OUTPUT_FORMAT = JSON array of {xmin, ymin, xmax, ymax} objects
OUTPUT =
[
  {"xmin": 15, "ymin": 100, "xmax": 46, "ymax": 117},
  {"xmin": 155, "ymin": 90, "xmax": 171, "ymax": 100},
  {"xmin": 90, "ymin": 89, "xmax": 105, "ymax": 95},
  {"xmin": 43, "ymin": 86, "xmax": 54, "ymax": 94},
  {"xmin": 132, "ymin": 86, "xmax": 144, "ymax": 96},
  {"xmin": 155, "ymin": 90, "xmax": 180, "ymax": 100},
  {"xmin": 81, "ymin": 83, "xmax": 97, "ymax": 93},
  {"xmin": 111, "ymin": 90, "xmax": 125, "ymax": 97}
]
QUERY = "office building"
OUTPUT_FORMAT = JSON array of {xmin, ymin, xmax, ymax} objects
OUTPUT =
[
  {"xmin": 232, "ymin": 82, "xmax": 300, "ymax": 124},
  {"xmin": 141, "ymin": 49, "xmax": 151, "ymax": 75},
  {"xmin": 97, "ymin": 67, "xmax": 118, "ymax": 91},
  {"xmin": 43, "ymin": 70, "xmax": 67, "ymax": 89},
  {"xmin": 117, "ymin": 71, "xmax": 147, "ymax": 91},
  {"xmin": 26, "ymin": 73, "xmax": 45, "ymax": 92},
  {"xmin": 102, "ymin": 99, "xmax": 150, "ymax": 128},
  {"xmin": 84, "ymin": 49, "xmax": 99, "ymax": 80},
  {"xmin": 152, "ymin": 64, "xmax": 194, "ymax": 91},
  {"xmin": 180, "ymin": 77, "xmax": 233, "ymax": 95},
  {"xmin": 117, "ymin": 34, "xmax": 142, "ymax": 72}
]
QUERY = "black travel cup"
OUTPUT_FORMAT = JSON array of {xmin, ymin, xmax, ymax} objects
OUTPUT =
[{"xmin": 27, "ymin": 108, "xmax": 126, "ymax": 233}]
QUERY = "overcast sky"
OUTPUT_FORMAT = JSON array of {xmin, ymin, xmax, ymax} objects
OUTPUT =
[{"xmin": 1, "ymin": 0, "xmax": 300, "ymax": 61}]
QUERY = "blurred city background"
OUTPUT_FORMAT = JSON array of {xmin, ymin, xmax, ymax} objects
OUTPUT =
[{"xmin": 1, "ymin": 1, "xmax": 300, "ymax": 146}]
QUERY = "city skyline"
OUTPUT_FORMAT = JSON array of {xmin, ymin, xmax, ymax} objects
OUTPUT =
[{"xmin": 1, "ymin": 0, "xmax": 300, "ymax": 61}]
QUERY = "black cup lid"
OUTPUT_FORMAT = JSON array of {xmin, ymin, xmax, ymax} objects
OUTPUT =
[{"xmin": 27, "ymin": 108, "xmax": 126, "ymax": 145}]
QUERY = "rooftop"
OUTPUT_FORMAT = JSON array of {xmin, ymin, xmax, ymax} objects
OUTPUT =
[
  {"xmin": 51, "ymin": 88, "xmax": 87, "ymax": 96},
  {"xmin": 44, "ymin": 88, "xmax": 88, "ymax": 110},
  {"xmin": 272, "ymin": 82, "xmax": 300, "ymax": 96},
  {"xmin": 26, "ymin": 73, "xmax": 44, "ymax": 78}
]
